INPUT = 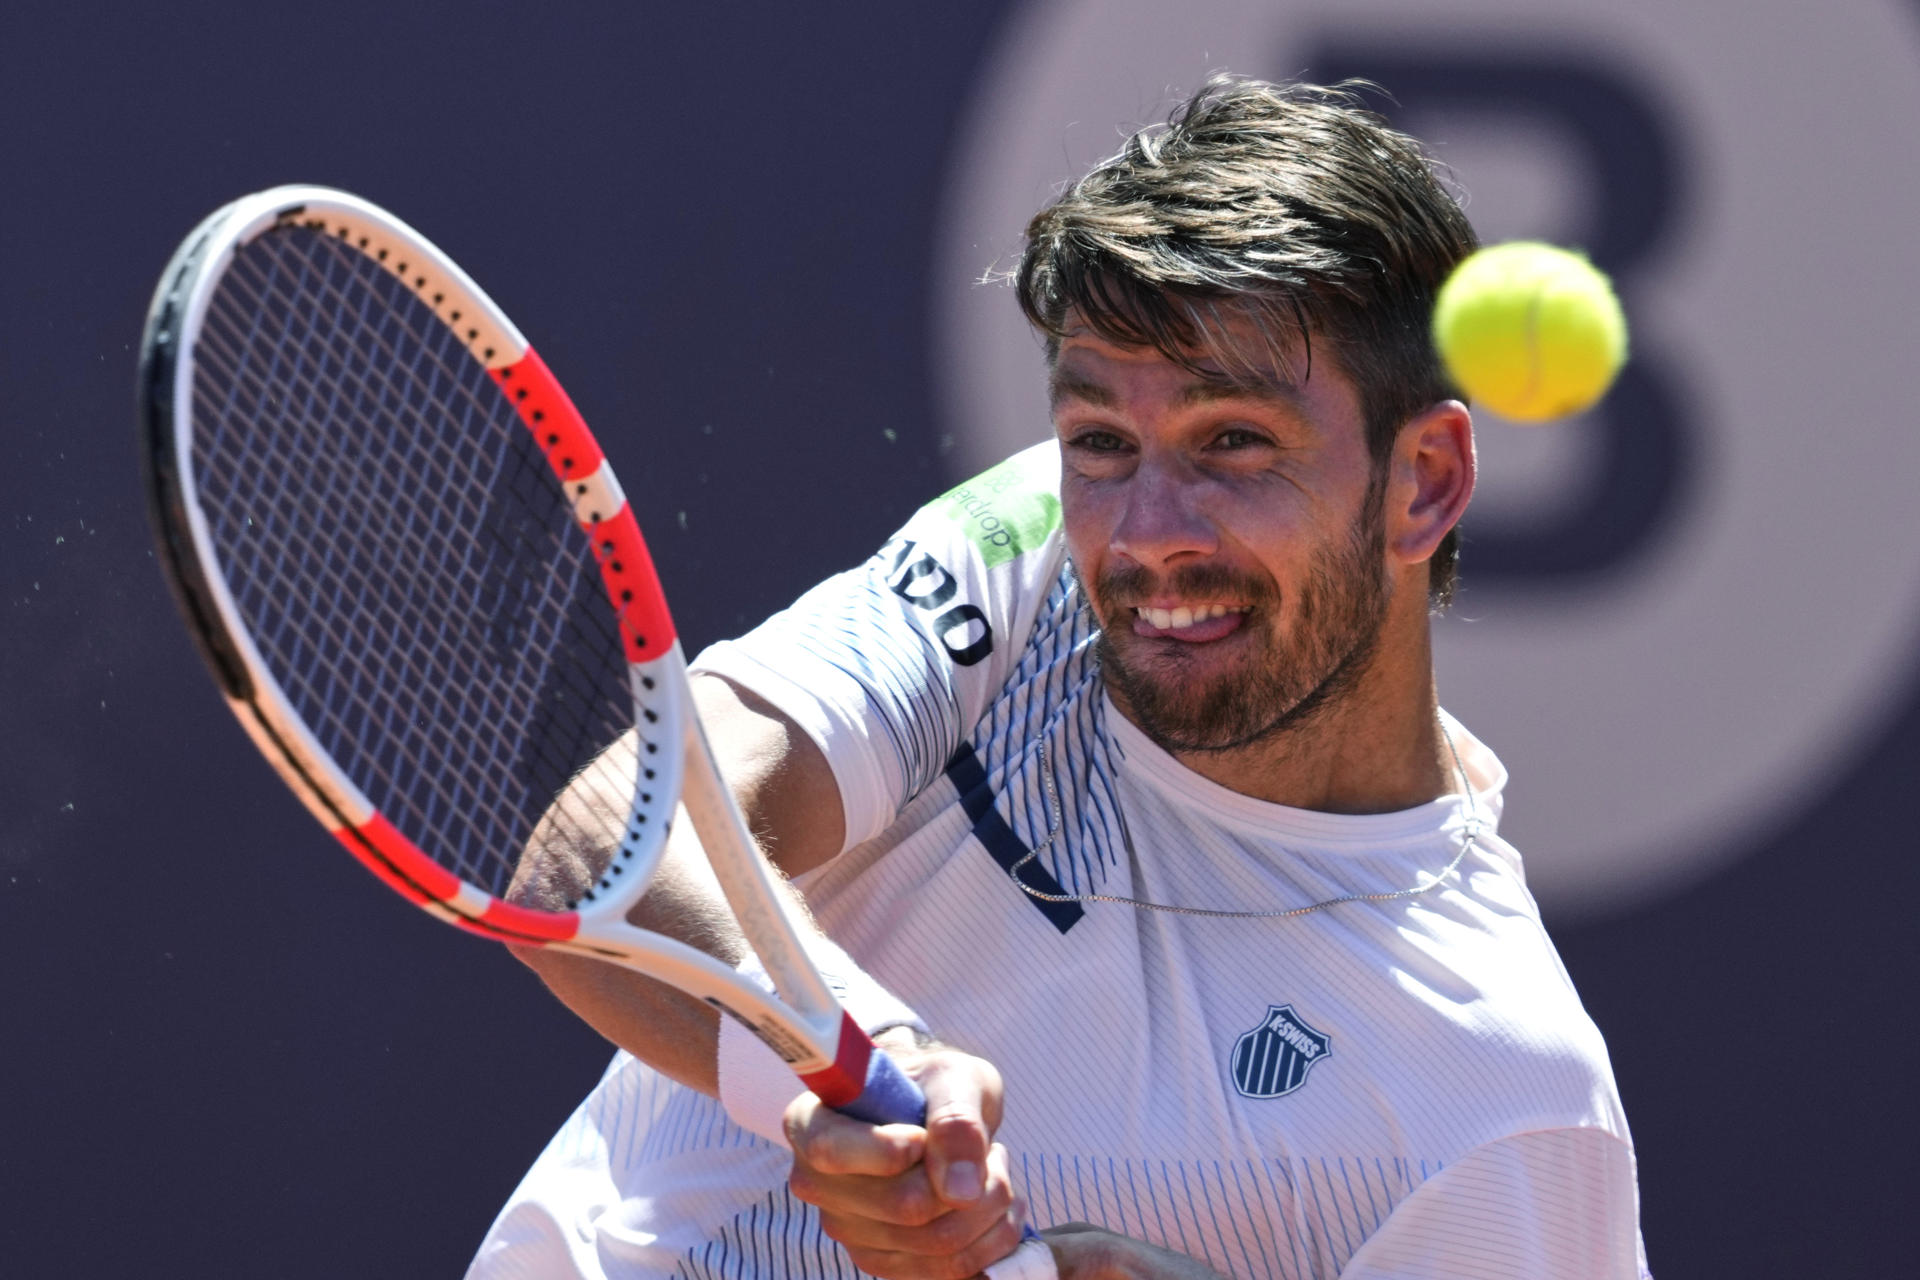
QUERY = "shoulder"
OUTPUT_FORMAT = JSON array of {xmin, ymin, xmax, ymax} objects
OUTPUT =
[
  {"xmin": 874, "ymin": 442, "xmax": 1072, "ymax": 671},
  {"xmin": 919, "ymin": 442, "xmax": 1064, "ymax": 569},
  {"xmin": 883, "ymin": 443, "xmax": 1067, "ymax": 603}
]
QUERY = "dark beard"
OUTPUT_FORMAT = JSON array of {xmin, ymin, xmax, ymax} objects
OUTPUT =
[{"xmin": 1084, "ymin": 483, "xmax": 1391, "ymax": 754}]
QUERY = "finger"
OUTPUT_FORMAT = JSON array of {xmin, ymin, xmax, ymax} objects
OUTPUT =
[
  {"xmin": 786, "ymin": 1091, "xmax": 926, "ymax": 1177},
  {"xmin": 838, "ymin": 1196, "xmax": 1031, "ymax": 1280},
  {"xmin": 792, "ymin": 1163, "xmax": 943, "ymax": 1229},
  {"xmin": 916, "ymin": 1054, "xmax": 1003, "ymax": 1205},
  {"xmin": 811, "ymin": 1145, "xmax": 1017, "ymax": 1250}
]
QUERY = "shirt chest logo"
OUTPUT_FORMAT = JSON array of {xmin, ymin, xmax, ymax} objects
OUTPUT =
[{"xmin": 1231, "ymin": 1005, "xmax": 1332, "ymax": 1099}]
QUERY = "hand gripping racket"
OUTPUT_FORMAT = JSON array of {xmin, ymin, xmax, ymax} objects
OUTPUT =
[{"xmin": 137, "ymin": 185, "xmax": 924, "ymax": 1126}]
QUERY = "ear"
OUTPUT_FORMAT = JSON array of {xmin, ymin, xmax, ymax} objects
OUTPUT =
[{"xmin": 1385, "ymin": 399, "xmax": 1474, "ymax": 567}]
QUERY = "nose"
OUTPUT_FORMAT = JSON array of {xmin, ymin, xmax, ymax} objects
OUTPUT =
[{"xmin": 1110, "ymin": 458, "xmax": 1218, "ymax": 569}]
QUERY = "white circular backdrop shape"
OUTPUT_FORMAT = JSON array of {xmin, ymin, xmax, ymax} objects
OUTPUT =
[{"xmin": 932, "ymin": 0, "xmax": 1920, "ymax": 917}]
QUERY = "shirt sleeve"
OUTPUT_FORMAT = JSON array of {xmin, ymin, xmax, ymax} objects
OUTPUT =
[
  {"xmin": 691, "ymin": 443, "xmax": 1069, "ymax": 851},
  {"xmin": 1337, "ymin": 1128, "xmax": 1649, "ymax": 1279}
]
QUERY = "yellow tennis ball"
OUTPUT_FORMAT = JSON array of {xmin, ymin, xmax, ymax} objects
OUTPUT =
[{"xmin": 1431, "ymin": 242, "xmax": 1628, "ymax": 422}]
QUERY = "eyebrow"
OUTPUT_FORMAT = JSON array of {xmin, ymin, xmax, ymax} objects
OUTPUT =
[
  {"xmin": 1048, "ymin": 369, "xmax": 1120, "ymax": 410},
  {"xmin": 1047, "ymin": 366, "xmax": 1308, "ymax": 412}
]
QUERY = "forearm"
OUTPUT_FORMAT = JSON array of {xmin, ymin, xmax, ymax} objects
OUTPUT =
[
  {"xmin": 510, "ymin": 822, "xmax": 752, "ymax": 1093},
  {"xmin": 506, "ymin": 673, "xmax": 849, "ymax": 1095}
]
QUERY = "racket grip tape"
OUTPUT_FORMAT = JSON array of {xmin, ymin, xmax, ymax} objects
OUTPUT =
[
  {"xmin": 716, "ymin": 978, "xmax": 1035, "ymax": 1249},
  {"xmin": 798, "ymin": 1010, "xmax": 926, "ymax": 1125},
  {"xmin": 823, "ymin": 1026, "xmax": 1045, "ymax": 1261},
  {"xmin": 833, "ymin": 1039, "xmax": 1046, "ymax": 1264},
  {"xmin": 832, "ymin": 1040, "xmax": 926, "ymax": 1127}
]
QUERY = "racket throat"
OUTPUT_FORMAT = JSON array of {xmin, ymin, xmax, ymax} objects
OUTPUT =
[
  {"xmin": 679, "ymin": 714, "xmax": 844, "ymax": 1026},
  {"xmin": 716, "ymin": 1003, "xmax": 872, "ymax": 1108}
]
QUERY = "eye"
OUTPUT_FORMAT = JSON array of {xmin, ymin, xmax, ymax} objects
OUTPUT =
[
  {"xmin": 1065, "ymin": 427, "xmax": 1130, "ymax": 454},
  {"xmin": 1212, "ymin": 425, "xmax": 1273, "ymax": 450}
]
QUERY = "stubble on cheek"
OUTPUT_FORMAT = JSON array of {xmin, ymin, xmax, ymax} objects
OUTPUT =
[
  {"xmin": 1074, "ymin": 502, "xmax": 1390, "ymax": 754},
  {"xmin": 1077, "ymin": 559, "xmax": 1286, "ymax": 750}
]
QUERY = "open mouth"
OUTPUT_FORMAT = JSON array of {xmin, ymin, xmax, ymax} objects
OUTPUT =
[{"xmin": 1130, "ymin": 603, "xmax": 1252, "ymax": 639}]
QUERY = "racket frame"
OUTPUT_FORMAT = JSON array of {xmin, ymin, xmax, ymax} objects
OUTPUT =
[{"xmin": 140, "ymin": 186, "xmax": 886, "ymax": 1103}]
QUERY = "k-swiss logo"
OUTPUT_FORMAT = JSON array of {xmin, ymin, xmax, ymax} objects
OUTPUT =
[{"xmin": 1231, "ymin": 1005, "xmax": 1332, "ymax": 1099}]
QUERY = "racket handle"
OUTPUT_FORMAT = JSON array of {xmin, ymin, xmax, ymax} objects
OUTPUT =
[
  {"xmin": 833, "ymin": 1041, "xmax": 926, "ymax": 1126},
  {"xmin": 835, "ymin": 1042, "xmax": 1045, "ymax": 1256}
]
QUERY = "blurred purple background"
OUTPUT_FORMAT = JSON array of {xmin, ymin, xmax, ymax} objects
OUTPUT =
[{"xmin": 3, "ymin": 3, "xmax": 1914, "ymax": 1274}]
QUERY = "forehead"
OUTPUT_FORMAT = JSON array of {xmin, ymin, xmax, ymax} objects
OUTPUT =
[{"xmin": 1048, "ymin": 320, "xmax": 1357, "ymax": 424}]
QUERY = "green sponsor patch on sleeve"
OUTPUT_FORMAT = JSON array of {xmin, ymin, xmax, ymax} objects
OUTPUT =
[{"xmin": 934, "ymin": 449, "xmax": 1062, "ymax": 569}]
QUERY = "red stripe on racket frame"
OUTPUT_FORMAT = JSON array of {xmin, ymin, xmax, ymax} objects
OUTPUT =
[
  {"xmin": 334, "ymin": 813, "xmax": 463, "ymax": 906},
  {"xmin": 491, "ymin": 348, "xmax": 676, "ymax": 663},
  {"xmin": 589, "ymin": 510, "xmax": 675, "ymax": 663},
  {"xmin": 335, "ymin": 815, "xmax": 582, "ymax": 943},
  {"xmin": 798, "ymin": 1013, "xmax": 877, "ymax": 1108},
  {"xmin": 477, "ymin": 896, "xmax": 581, "ymax": 942},
  {"xmin": 490, "ymin": 348, "xmax": 603, "ymax": 480}
]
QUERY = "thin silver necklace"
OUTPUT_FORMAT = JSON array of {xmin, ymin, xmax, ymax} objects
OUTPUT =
[{"xmin": 1007, "ymin": 719, "xmax": 1482, "ymax": 920}]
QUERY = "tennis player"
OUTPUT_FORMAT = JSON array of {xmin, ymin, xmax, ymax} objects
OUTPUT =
[{"xmin": 469, "ymin": 78, "xmax": 1648, "ymax": 1279}]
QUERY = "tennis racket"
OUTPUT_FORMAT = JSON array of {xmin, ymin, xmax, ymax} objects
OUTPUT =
[{"xmin": 137, "ymin": 185, "xmax": 923, "ymax": 1126}]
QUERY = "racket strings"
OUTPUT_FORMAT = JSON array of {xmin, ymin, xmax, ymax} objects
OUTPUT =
[
  {"xmin": 511, "ymin": 732, "xmax": 662, "ymax": 905},
  {"xmin": 219, "ymin": 249, "xmax": 622, "ymax": 886},
  {"xmin": 190, "ymin": 226, "xmax": 638, "ymax": 896},
  {"xmin": 195, "ymin": 289, "xmax": 574, "ymax": 767},
  {"xmin": 198, "ymin": 247, "xmax": 565, "ymax": 826}
]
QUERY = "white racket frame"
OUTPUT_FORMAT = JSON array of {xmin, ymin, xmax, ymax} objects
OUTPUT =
[{"xmin": 147, "ymin": 186, "xmax": 857, "ymax": 1082}]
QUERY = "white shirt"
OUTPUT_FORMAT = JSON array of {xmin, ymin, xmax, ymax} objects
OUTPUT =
[{"xmin": 469, "ymin": 443, "xmax": 1648, "ymax": 1279}]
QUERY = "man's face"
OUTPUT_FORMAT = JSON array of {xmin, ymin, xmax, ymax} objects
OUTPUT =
[{"xmin": 1052, "ymin": 325, "xmax": 1393, "ymax": 753}]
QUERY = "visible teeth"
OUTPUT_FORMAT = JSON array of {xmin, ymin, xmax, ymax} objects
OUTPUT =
[{"xmin": 1137, "ymin": 604, "xmax": 1243, "ymax": 630}]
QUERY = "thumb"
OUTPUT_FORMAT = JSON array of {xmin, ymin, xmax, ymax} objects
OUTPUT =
[{"xmin": 914, "ymin": 1049, "xmax": 1004, "ymax": 1207}]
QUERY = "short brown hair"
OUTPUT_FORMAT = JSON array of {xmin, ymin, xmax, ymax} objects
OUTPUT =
[{"xmin": 1016, "ymin": 76, "xmax": 1477, "ymax": 603}]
